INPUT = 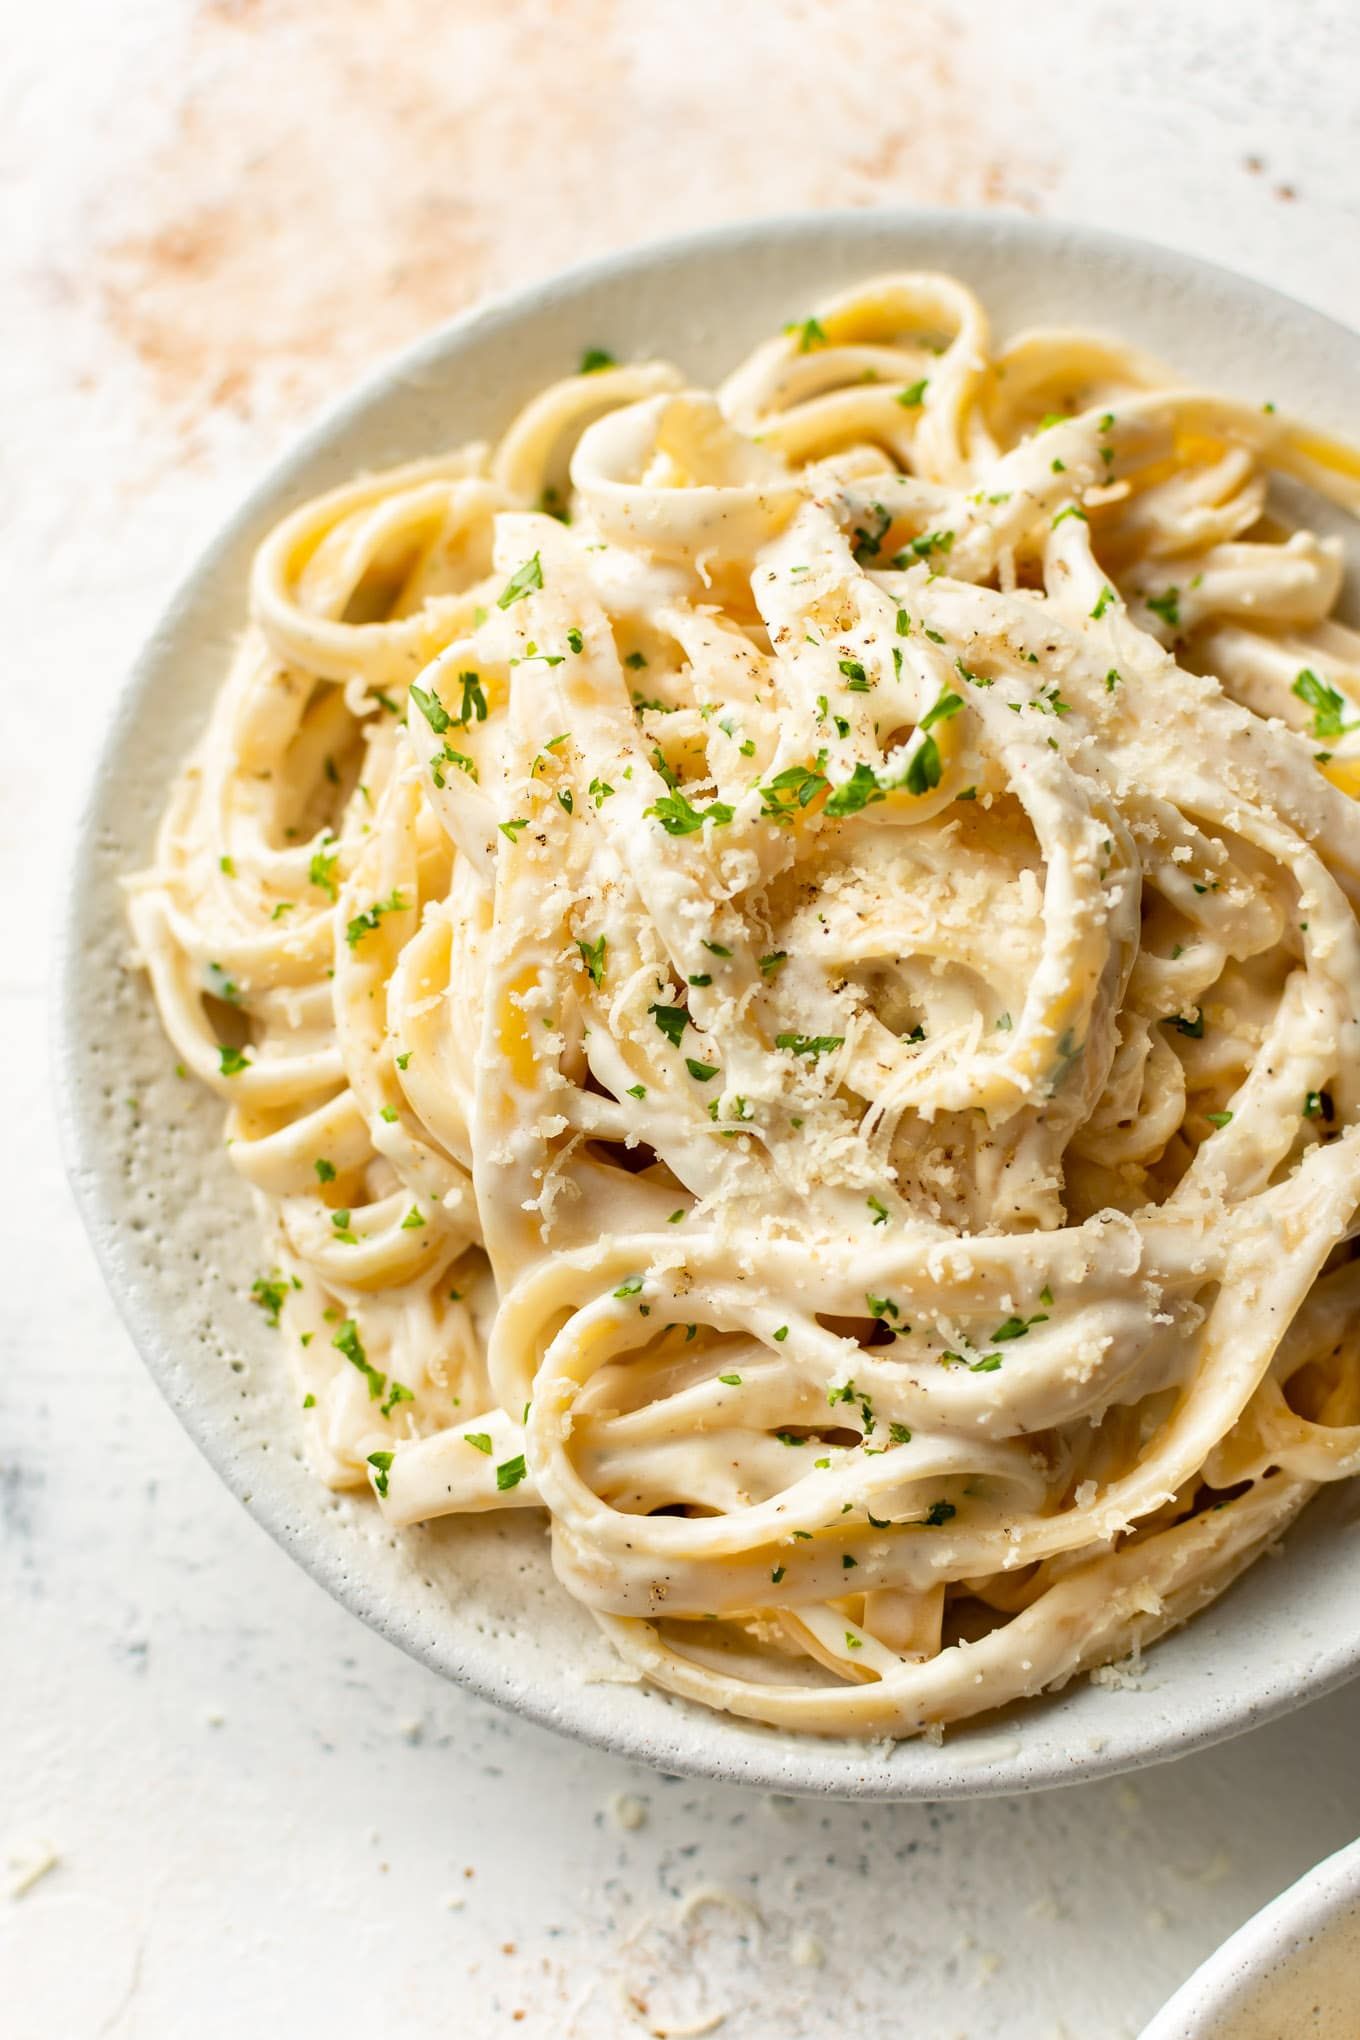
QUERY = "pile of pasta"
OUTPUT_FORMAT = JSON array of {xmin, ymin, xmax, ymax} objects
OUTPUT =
[{"xmin": 130, "ymin": 274, "xmax": 1360, "ymax": 1736}]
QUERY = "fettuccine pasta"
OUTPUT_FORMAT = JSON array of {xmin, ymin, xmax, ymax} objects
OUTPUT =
[{"xmin": 128, "ymin": 274, "xmax": 1360, "ymax": 1738}]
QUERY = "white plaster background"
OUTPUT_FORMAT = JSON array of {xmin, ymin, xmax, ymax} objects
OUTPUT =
[{"xmin": 4, "ymin": 2, "xmax": 1359, "ymax": 2033}]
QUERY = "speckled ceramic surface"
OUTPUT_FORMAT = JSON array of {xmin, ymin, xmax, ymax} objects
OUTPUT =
[
  {"xmin": 1141, "ymin": 1837, "xmax": 1360, "ymax": 2037},
  {"xmin": 56, "ymin": 211, "xmax": 1360, "ymax": 1800}
]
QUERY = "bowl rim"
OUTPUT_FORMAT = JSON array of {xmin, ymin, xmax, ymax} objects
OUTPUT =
[
  {"xmin": 54, "ymin": 205, "xmax": 1360, "ymax": 1800},
  {"xmin": 1139, "ymin": 1836, "xmax": 1360, "ymax": 2036}
]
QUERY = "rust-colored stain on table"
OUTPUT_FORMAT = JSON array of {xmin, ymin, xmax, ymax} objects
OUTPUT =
[{"xmin": 91, "ymin": 0, "xmax": 1054, "ymax": 433}]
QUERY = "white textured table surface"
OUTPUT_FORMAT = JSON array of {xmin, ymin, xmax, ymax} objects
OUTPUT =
[{"xmin": 5, "ymin": 4, "xmax": 1360, "ymax": 2034}]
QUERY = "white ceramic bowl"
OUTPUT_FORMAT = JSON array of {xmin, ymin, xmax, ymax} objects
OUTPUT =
[
  {"xmin": 1141, "ymin": 1837, "xmax": 1360, "ymax": 2037},
  {"xmin": 56, "ymin": 211, "xmax": 1360, "ymax": 1799}
]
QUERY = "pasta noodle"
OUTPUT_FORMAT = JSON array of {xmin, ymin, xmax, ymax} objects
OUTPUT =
[{"xmin": 128, "ymin": 274, "xmax": 1360, "ymax": 1738}]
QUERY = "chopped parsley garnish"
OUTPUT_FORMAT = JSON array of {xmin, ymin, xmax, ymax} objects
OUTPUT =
[
  {"xmin": 1292, "ymin": 668, "xmax": 1356, "ymax": 741},
  {"xmin": 577, "ymin": 934, "xmax": 607, "ymax": 986},
  {"xmin": 759, "ymin": 951, "xmax": 787, "ymax": 976},
  {"xmin": 428, "ymin": 746, "xmax": 478, "ymax": 788},
  {"xmin": 718, "ymin": 1372, "xmax": 742, "ymax": 1386},
  {"xmin": 498, "ymin": 818, "xmax": 529, "ymax": 843},
  {"xmin": 409, "ymin": 681, "xmax": 451, "ymax": 733},
  {"xmin": 775, "ymin": 1032, "xmax": 843, "ymax": 1059},
  {"xmin": 579, "ymin": 346, "xmax": 616, "ymax": 373},
  {"xmin": 1170, "ymin": 1009, "xmax": 1204, "ymax": 1038},
  {"xmin": 649, "ymin": 1003, "xmax": 688, "ymax": 1047},
  {"xmin": 495, "ymin": 1455, "xmax": 528, "ymax": 1492},
  {"xmin": 686, "ymin": 1058, "xmax": 719, "ymax": 1082},
  {"xmin": 1304, "ymin": 1089, "xmax": 1334, "ymax": 1121},
  {"xmin": 309, "ymin": 845, "xmax": 340, "ymax": 900},
  {"xmin": 1145, "ymin": 586, "xmax": 1181, "ymax": 628},
  {"xmin": 646, "ymin": 788, "xmax": 735, "ymax": 834},
  {"xmin": 613, "ymin": 1276, "xmax": 644, "ymax": 1299},
  {"xmin": 1052, "ymin": 505, "xmax": 1088, "ymax": 528},
  {"xmin": 867, "ymin": 1195, "xmax": 890, "ymax": 1225},
  {"xmin": 345, "ymin": 890, "xmax": 408, "ymax": 947},
  {"xmin": 889, "ymin": 1422, "xmax": 912, "ymax": 1445},
  {"xmin": 892, "ymin": 529, "xmax": 953, "ymax": 567},
  {"xmin": 333, "ymin": 1319, "xmax": 384, "ymax": 1400},
  {"xmin": 921, "ymin": 690, "xmax": 964, "ymax": 732},
  {"xmin": 851, "ymin": 504, "xmax": 892, "ymax": 564},
  {"xmin": 1090, "ymin": 586, "xmax": 1115, "ymax": 619},
  {"xmin": 314, "ymin": 1158, "xmax": 336, "ymax": 1183},
  {"xmin": 566, "ymin": 628, "xmax": 584, "ymax": 653},
  {"xmin": 250, "ymin": 1276, "xmax": 288, "ymax": 1327},
  {"xmin": 464, "ymin": 1432, "xmax": 493, "ymax": 1455},
  {"xmin": 218, "ymin": 1044, "xmax": 250, "ymax": 1077},
  {"xmin": 367, "ymin": 1451, "xmax": 394, "ymax": 1497},
  {"xmin": 588, "ymin": 777, "xmax": 615, "ymax": 807},
  {"xmin": 497, "ymin": 553, "xmax": 544, "ymax": 609},
  {"xmin": 896, "ymin": 378, "xmax": 929, "ymax": 407},
  {"xmin": 456, "ymin": 672, "xmax": 488, "ymax": 723},
  {"xmin": 992, "ymin": 1311, "xmax": 1048, "ymax": 1341},
  {"xmin": 1206, "ymin": 1111, "xmax": 1234, "ymax": 1128},
  {"xmin": 837, "ymin": 658, "xmax": 869, "ymax": 687},
  {"xmin": 824, "ymin": 762, "xmax": 886, "ymax": 817},
  {"xmin": 400, "ymin": 1206, "xmax": 425, "ymax": 1230},
  {"xmin": 773, "ymin": 1325, "xmax": 789, "ymax": 1341},
  {"xmin": 904, "ymin": 734, "xmax": 942, "ymax": 796},
  {"xmin": 785, "ymin": 315, "xmax": 828, "ymax": 352},
  {"xmin": 760, "ymin": 761, "xmax": 829, "ymax": 816}
]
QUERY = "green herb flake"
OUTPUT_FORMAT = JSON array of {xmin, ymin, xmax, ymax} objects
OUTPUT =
[
  {"xmin": 409, "ymin": 682, "xmax": 451, "ymax": 734},
  {"xmin": 775, "ymin": 1032, "xmax": 843, "ymax": 1059},
  {"xmin": 497, "ymin": 554, "xmax": 544, "ymax": 610},
  {"xmin": 346, "ymin": 890, "xmax": 409, "ymax": 948},
  {"xmin": 649, "ymin": 1003, "xmax": 688, "ymax": 1047},
  {"xmin": 577, "ymin": 934, "xmax": 607, "ymax": 987},
  {"xmin": 785, "ymin": 315, "xmax": 828, "ymax": 352},
  {"xmin": 250, "ymin": 1276, "xmax": 288, "ymax": 1327},
  {"xmin": 646, "ymin": 788, "xmax": 735, "ymax": 835},
  {"xmin": 1292, "ymin": 668, "xmax": 1356, "ymax": 741},
  {"xmin": 309, "ymin": 847, "xmax": 340, "ymax": 900}
]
